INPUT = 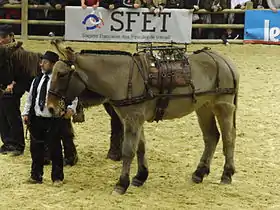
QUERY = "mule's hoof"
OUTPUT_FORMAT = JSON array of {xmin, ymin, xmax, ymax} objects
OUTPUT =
[
  {"xmin": 131, "ymin": 177, "xmax": 144, "ymax": 187},
  {"xmin": 114, "ymin": 174, "xmax": 130, "ymax": 195},
  {"xmin": 220, "ymin": 176, "xmax": 232, "ymax": 184},
  {"xmin": 113, "ymin": 186, "xmax": 127, "ymax": 195},
  {"xmin": 192, "ymin": 173, "xmax": 203, "ymax": 183},
  {"xmin": 106, "ymin": 151, "xmax": 121, "ymax": 161},
  {"xmin": 131, "ymin": 168, "xmax": 148, "ymax": 187}
]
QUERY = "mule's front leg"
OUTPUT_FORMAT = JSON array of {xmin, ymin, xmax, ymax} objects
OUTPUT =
[
  {"xmin": 113, "ymin": 123, "xmax": 141, "ymax": 195},
  {"xmin": 132, "ymin": 129, "xmax": 149, "ymax": 187}
]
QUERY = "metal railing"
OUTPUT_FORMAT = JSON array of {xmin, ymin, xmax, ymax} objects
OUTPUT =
[{"xmin": 0, "ymin": 1, "xmax": 265, "ymax": 43}]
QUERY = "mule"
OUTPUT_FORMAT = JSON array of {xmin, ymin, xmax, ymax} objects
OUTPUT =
[
  {"xmin": 0, "ymin": 42, "xmax": 41, "ymax": 97},
  {"xmin": 0, "ymin": 42, "xmax": 122, "ymax": 162},
  {"xmin": 47, "ymin": 39, "xmax": 239, "ymax": 195}
]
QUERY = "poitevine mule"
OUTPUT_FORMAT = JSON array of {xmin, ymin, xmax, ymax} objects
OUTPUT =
[{"xmin": 47, "ymin": 39, "xmax": 239, "ymax": 195}]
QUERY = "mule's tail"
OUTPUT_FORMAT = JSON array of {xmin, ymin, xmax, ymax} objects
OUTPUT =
[{"xmin": 233, "ymin": 91, "xmax": 238, "ymax": 129}]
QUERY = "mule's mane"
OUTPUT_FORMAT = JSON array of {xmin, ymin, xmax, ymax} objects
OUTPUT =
[
  {"xmin": 80, "ymin": 49, "xmax": 132, "ymax": 56},
  {"xmin": 11, "ymin": 48, "xmax": 42, "ymax": 77}
]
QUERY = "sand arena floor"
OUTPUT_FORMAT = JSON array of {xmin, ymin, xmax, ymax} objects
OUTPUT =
[{"xmin": 0, "ymin": 41, "xmax": 279, "ymax": 210}]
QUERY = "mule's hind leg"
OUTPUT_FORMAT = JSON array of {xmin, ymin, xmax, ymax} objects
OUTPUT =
[
  {"xmin": 213, "ymin": 101, "xmax": 236, "ymax": 184},
  {"xmin": 192, "ymin": 105, "xmax": 220, "ymax": 183},
  {"xmin": 132, "ymin": 128, "xmax": 149, "ymax": 187}
]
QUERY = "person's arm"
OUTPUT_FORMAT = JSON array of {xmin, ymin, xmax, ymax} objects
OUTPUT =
[
  {"xmin": 49, "ymin": 0, "xmax": 67, "ymax": 8},
  {"xmin": 267, "ymin": 0, "xmax": 278, "ymax": 12},
  {"xmin": 81, "ymin": 0, "xmax": 87, "ymax": 8},
  {"xmin": 22, "ymin": 79, "xmax": 35, "ymax": 117},
  {"xmin": 220, "ymin": 0, "xmax": 227, "ymax": 10},
  {"xmin": 100, "ymin": 0, "xmax": 110, "ymax": 8},
  {"xmin": 93, "ymin": 0, "xmax": 100, "ymax": 8},
  {"xmin": 202, "ymin": 0, "xmax": 212, "ymax": 11},
  {"xmin": 111, "ymin": 0, "xmax": 121, "ymax": 9}
]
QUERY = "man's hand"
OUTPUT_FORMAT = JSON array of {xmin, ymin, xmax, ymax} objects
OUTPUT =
[
  {"xmin": 23, "ymin": 115, "xmax": 29, "ymax": 125},
  {"xmin": 63, "ymin": 108, "xmax": 74, "ymax": 119},
  {"xmin": 154, "ymin": 8, "xmax": 160, "ymax": 14},
  {"xmin": 93, "ymin": 2, "xmax": 99, "ymax": 8},
  {"xmin": 81, "ymin": 3, "xmax": 87, "ymax": 9},
  {"xmin": 5, "ymin": 81, "xmax": 16, "ymax": 93},
  {"xmin": 193, "ymin": 5, "xmax": 199, "ymax": 10},
  {"xmin": 109, "ymin": 4, "xmax": 115, "ymax": 9},
  {"xmin": 134, "ymin": 3, "xmax": 140, "ymax": 8},
  {"xmin": 272, "ymin": 7, "xmax": 278, "ymax": 13},
  {"xmin": 55, "ymin": 4, "xmax": 62, "ymax": 9}
]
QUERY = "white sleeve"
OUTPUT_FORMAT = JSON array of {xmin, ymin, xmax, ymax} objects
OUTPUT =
[
  {"xmin": 22, "ymin": 79, "xmax": 35, "ymax": 116},
  {"xmin": 67, "ymin": 97, "xmax": 78, "ymax": 114},
  {"xmin": 267, "ymin": 0, "xmax": 275, "ymax": 9}
]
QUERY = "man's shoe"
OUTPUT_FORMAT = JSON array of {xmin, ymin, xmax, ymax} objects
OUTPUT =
[
  {"xmin": 0, "ymin": 146, "xmax": 8, "ymax": 155},
  {"xmin": 53, "ymin": 180, "xmax": 63, "ymax": 187},
  {"xmin": 26, "ymin": 176, "xmax": 43, "ymax": 184},
  {"xmin": 10, "ymin": 150, "xmax": 24, "ymax": 156},
  {"xmin": 0, "ymin": 145, "xmax": 19, "ymax": 155}
]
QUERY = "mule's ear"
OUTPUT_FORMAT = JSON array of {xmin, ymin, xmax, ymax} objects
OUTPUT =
[
  {"xmin": 5, "ymin": 41, "xmax": 22, "ymax": 49},
  {"xmin": 15, "ymin": 41, "xmax": 23, "ymax": 48},
  {"xmin": 50, "ymin": 39, "xmax": 75, "ymax": 61},
  {"xmin": 74, "ymin": 70, "xmax": 88, "ymax": 86},
  {"xmin": 50, "ymin": 39, "xmax": 67, "ymax": 59},
  {"xmin": 66, "ymin": 46, "xmax": 75, "ymax": 53}
]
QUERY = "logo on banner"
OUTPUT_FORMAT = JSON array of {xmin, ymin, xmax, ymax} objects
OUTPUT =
[
  {"xmin": 82, "ymin": 11, "xmax": 104, "ymax": 30},
  {"xmin": 244, "ymin": 10, "xmax": 280, "ymax": 44},
  {"xmin": 264, "ymin": 19, "xmax": 280, "ymax": 42},
  {"xmin": 66, "ymin": 7, "xmax": 193, "ymax": 43}
]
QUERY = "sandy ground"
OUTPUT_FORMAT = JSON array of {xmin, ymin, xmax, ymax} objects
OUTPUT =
[{"xmin": 0, "ymin": 41, "xmax": 279, "ymax": 210}]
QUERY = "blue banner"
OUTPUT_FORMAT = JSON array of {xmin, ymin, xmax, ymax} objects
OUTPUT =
[{"xmin": 244, "ymin": 10, "xmax": 280, "ymax": 44}]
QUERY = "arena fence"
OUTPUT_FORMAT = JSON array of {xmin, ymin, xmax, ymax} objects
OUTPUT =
[{"xmin": 0, "ymin": 1, "xmax": 256, "ymax": 44}]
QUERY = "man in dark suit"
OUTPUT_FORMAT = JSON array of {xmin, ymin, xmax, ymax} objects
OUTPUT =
[
  {"xmin": 22, "ymin": 51, "xmax": 78, "ymax": 184},
  {"xmin": 0, "ymin": 24, "xmax": 25, "ymax": 156}
]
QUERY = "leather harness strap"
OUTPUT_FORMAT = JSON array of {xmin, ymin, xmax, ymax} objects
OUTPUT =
[{"xmin": 110, "ymin": 48, "xmax": 237, "ymax": 123}]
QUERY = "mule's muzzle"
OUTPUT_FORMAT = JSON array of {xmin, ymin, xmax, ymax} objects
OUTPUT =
[
  {"xmin": 48, "ymin": 107, "xmax": 55, "ymax": 115},
  {"xmin": 47, "ymin": 91, "xmax": 64, "ymax": 117}
]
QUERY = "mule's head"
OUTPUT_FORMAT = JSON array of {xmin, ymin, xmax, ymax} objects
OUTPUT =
[
  {"xmin": 47, "ymin": 39, "xmax": 88, "ymax": 117},
  {"xmin": 0, "ymin": 41, "xmax": 22, "ymax": 70}
]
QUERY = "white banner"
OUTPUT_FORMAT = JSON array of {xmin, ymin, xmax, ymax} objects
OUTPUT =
[{"xmin": 65, "ymin": 6, "xmax": 193, "ymax": 43}]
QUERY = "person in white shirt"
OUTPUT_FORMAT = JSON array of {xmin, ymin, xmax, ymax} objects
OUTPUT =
[
  {"xmin": 22, "ymin": 51, "xmax": 78, "ymax": 184},
  {"xmin": 267, "ymin": 0, "xmax": 280, "ymax": 12},
  {"xmin": 231, "ymin": 0, "xmax": 250, "ymax": 8}
]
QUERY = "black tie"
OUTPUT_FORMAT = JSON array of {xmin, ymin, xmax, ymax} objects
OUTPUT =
[{"xmin": 38, "ymin": 74, "xmax": 49, "ymax": 111}]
